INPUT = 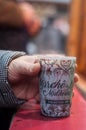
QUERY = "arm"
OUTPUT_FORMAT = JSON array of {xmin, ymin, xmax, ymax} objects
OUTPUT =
[
  {"xmin": 0, "ymin": 50, "xmax": 41, "ymax": 108},
  {"xmin": 0, "ymin": 50, "xmax": 79, "ymax": 108},
  {"xmin": 0, "ymin": 50, "xmax": 26, "ymax": 107}
]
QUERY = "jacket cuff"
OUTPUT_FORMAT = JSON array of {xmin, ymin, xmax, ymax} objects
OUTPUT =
[{"xmin": 0, "ymin": 50, "xmax": 26, "ymax": 107}]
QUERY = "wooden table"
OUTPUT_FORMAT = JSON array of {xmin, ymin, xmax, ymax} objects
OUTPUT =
[{"xmin": 10, "ymin": 87, "xmax": 86, "ymax": 130}]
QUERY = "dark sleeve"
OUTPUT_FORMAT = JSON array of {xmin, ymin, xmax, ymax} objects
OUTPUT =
[{"xmin": 0, "ymin": 50, "xmax": 26, "ymax": 107}]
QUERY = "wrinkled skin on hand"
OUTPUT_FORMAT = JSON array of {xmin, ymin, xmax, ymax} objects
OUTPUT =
[
  {"xmin": 8, "ymin": 55, "xmax": 79, "ymax": 109},
  {"xmin": 8, "ymin": 55, "xmax": 41, "ymax": 101}
]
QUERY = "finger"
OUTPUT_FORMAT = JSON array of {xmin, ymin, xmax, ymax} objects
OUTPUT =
[
  {"xmin": 20, "ymin": 99, "xmax": 38, "ymax": 110},
  {"xmin": 18, "ymin": 61, "xmax": 41, "ymax": 76},
  {"xmin": 35, "ymin": 93, "xmax": 40, "ymax": 103},
  {"xmin": 74, "ymin": 73, "xmax": 79, "ymax": 83},
  {"xmin": 17, "ymin": 55, "xmax": 39, "ymax": 63}
]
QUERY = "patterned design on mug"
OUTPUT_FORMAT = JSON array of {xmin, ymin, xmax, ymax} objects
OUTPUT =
[{"xmin": 40, "ymin": 58, "xmax": 76, "ymax": 117}]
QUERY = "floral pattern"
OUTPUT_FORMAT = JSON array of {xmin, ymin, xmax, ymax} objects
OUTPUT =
[{"xmin": 40, "ymin": 57, "xmax": 76, "ymax": 117}]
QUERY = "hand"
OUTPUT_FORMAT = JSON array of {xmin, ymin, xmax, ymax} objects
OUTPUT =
[
  {"xmin": 18, "ymin": 3, "xmax": 41, "ymax": 36},
  {"xmin": 8, "ymin": 55, "xmax": 41, "ymax": 101},
  {"xmin": 8, "ymin": 55, "xmax": 79, "ymax": 102}
]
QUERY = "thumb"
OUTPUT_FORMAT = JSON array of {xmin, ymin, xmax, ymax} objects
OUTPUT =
[{"xmin": 17, "ymin": 61, "xmax": 41, "ymax": 76}]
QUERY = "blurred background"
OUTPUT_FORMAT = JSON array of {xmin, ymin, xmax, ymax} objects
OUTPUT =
[
  {"xmin": 27, "ymin": 0, "xmax": 70, "ymax": 55},
  {"xmin": 0, "ymin": 0, "xmax": 86, "ymax": 91},
  {"xmin": 27, "ymin": 0, "xmax": 86, "ymax": 90}
]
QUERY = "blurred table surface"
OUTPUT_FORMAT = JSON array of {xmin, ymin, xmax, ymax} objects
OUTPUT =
[{"xmin": 10, "ymin": 86, "xmax": 86, "ymax": 130}]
